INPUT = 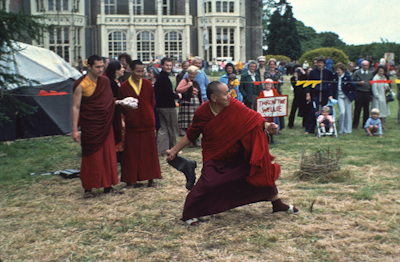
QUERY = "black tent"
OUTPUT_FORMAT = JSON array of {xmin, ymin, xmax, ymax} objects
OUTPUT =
[{"xmin": 0, "ymin": 42, "xmax": 82, "ymax": 141}]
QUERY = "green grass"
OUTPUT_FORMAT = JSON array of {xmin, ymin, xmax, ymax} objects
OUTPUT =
[
  {"xmin": 1, "ymin": 74, "xmax": 400, "ymax": 261},
  {"xmin": 0, "ymin": 136, "xmax": 80, "ymax": 184}
]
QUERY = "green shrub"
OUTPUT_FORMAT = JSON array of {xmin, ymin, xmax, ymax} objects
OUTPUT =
[
  {"xmin": 264, "ymin": 55, "xmax": 291, "ymax": 63},
  {"xmin": 299, "ymin": 47, "xmax": 350, "ymax": 67}
]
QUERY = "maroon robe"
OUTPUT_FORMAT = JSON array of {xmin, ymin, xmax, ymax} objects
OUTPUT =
[
  {"xmin": 73, "ymin": 75, "xmax": 118, "ymax": 190},
  {"xmin": 182, "ymin": 98, "xmax": 279, "ymax": 220},
  {"xmin": 118, "ymin": 78, "xmax": 161, "ymax": 183}
]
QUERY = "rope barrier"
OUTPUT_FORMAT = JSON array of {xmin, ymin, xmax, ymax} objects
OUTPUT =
[{"xmin": 2, "ymin": 79, "xmax": 398, "ymax": 98}]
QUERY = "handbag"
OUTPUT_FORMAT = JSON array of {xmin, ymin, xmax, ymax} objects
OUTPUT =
[{"xmin": 386, "ymin": 89, "xmax": 394, "ymax": 102}]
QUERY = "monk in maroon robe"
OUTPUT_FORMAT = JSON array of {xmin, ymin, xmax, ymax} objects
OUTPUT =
[
  {"xmin": 72, "ymin": 55, "xmax": 120, "ymax": 198},
  {"xmin": 167, "ymin": 81, "xmax": 299, "ymax": 225},
  {"xmin": 118, "ymin": 60, "xmax": 162, "ymax": 188}
]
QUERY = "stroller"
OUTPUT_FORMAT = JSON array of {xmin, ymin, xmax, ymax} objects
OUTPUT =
[{"xmin": 315, "ymin": 98, "xmax": 338, "ymax": 138}]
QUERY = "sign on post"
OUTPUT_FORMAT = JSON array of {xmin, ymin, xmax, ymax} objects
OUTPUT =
[{"xmin": 256, "ymin": 95, "xmax": 289, "ymax": 118}]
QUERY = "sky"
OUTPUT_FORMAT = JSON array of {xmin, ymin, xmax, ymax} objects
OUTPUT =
[{"xmin": 288, "ymin": 0, "xmax": 400, "ymax": 45}]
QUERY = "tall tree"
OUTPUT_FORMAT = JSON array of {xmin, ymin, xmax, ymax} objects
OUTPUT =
[
  {"xmin": 262, "ymin": 0, "xmax": 276, "ymax": 51},
  {"xmin": 0, "ymin": 10, "xmax": 54, "ymax": 123},
  {"xmin": 265, "ymin": 7, "xmax": 282, "ymax": 56},
  {"xmin": 266, "ymin": 0, "xmax": 301, "ymax": 59},
  {"xmin": 320, "ymin": 32, "xmax": 346, "ymax": 48},
  {"xmin": 296, "ymin": 20, "xmax": 320, "ymax": 53}
]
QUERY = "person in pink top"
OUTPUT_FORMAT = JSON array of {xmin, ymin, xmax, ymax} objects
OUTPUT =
[{"xmin": 317, "ymin": 106, "xmax": 334, "ymax": 134}]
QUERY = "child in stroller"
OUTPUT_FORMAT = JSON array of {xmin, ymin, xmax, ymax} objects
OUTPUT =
[{"xmin": 316, "ymin": 104, "xmax": 337, "ymax": 138}]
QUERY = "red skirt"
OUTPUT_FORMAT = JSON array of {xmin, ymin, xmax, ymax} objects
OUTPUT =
[
  {"xmin": 120, "ymin": 129, "xmax": 162, "ymax": 183},
  {"xmin": 182, "ymin": 158, "xmax": 278, "ymax": 221},
  {"xmin": 80, "ymin": 128, "xmax": 119, "ymax": 190}
]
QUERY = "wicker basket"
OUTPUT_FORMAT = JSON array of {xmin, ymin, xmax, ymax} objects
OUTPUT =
[{"xmin": 297, "ymin": 147, "xmax": 341, "ymax": 180}]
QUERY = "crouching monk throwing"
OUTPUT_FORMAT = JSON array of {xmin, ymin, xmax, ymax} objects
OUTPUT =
[{"xmin": 166, "ymin": 81, "xmax": 299, "ymax": 225}]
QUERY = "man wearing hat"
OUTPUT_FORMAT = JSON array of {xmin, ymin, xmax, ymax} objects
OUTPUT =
[{"xmin": 256, "ymin": 56, "xmax": 268, "ymax": 82}]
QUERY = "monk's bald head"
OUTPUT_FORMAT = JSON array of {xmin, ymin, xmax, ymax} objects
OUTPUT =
[{"xmin": 207, "ymin": 81, "xmax": 223, "ymax": 101}]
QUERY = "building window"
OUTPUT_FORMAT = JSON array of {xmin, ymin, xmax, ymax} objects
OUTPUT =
[
  {"xmin": 35, "ymin": 0, "xmax": 44, "ymax": 12},
  {"xmin": 222, "ymin": 1, "xmax": 227, "ymax": 12},
  {"xmin": 105, "ymin": 0, "xmax": 116, "ymax": 15},
  {"xmin": 47, "ymin": 0, "xmax": 69, "ymax": 11},
  {"xmin": 63, "ymin": 0, "xmax": 69, "ymax": 11},
  {"xmin": 203, "ymin": 1, "xmax": 212, "ymax": 13},
  {"xmin": 229, "ymin": 1, "xmax": 234, "ymax": 13},
  {"xmin": 74, "ymin": 28, "xmax": 81, "ymax": 58},
  {"xmin": 207, "ymin": 28, "xmax": 213, "ymax": 62},
  {"xmin": 137, "ymin": 31, "xmax": 155, "ymax": 62},
  {"xmin": 216, "ymin": 1, "xmax": 221, "ymax": 12},
  {"xmin": 73, "ymin": 0, "xmax": 79, "ymax": 12},
  {"xmin": 48, "ymin": 0, "xmax": 54, "ymax": 10},
  {"xmin": 216, "ymin": 1, "xmax": 233, "ymax": 13},
  {"xmin": 215, "ymin": 27, "xmax": 235, "ymax": 60},
  {"xmin": 75, "ymin": 27, "xmax": 80, "ymax": 45},
  {"xmin": 108, "ymin": 31, "xmax": 126, "ymax": 58},
  {"xmin": 133, "ymin": 0, "xmax": 142, "ymax": 15},
  {"xmin": 165, "ymin": 31, "xmax": 182, "ymax": 62},
  {"xmin": 162, "ymin": 0, "xmax": 169, "ymax": 15},
  {"xmin": 49, "ymin": 27, "xmax": 70, "ymax": 62},
  {"xmin": 1, "ymin": 0, "xmax": 6, "ymax": 10}
]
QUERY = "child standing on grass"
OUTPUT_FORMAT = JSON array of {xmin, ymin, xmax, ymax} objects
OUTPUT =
[
  {"xmin": 317, "ymin": 106, "xmax": 334, "ymax": 134},
  {"xmin": 364, "ymin": 108, "xmax": 382, "ymax": 137},
  {"xmin": 259, "ymin": 79, "xmax": 280, "ymax": 144}
]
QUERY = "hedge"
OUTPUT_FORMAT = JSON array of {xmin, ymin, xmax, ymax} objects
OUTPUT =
[
  {"xmin": 298, "ymin": 47, "xmax": 349, "ymax": 68},
  {"xmin": 263, "ymin": 55, "xmax": 291, "ymax": 63}
]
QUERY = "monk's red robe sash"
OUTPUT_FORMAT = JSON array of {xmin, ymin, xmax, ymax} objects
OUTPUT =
[
  {"xmin": 74, "ymin": 75, "xmax": 116, "ymax": 156},
  {"xmin": 201, "ymin": 98, "xmax": 280, "ymax": 187}
]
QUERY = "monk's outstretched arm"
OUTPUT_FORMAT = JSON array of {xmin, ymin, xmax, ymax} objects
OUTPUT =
[{"xmin": 166, "ymin": 135, "xmax": 192, "ymax": 161}]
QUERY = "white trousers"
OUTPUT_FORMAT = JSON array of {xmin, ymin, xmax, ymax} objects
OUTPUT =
[{"xmin": 337, "ymin": 92, "xmax": 353, "ymax": 134}]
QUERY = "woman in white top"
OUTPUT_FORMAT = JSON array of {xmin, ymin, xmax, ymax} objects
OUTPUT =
[{"xmin": 371, "ymin": 65, "xmax": 390, "ymax": 128}]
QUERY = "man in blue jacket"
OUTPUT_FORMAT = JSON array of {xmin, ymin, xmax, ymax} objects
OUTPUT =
[{"xmin": 305, "ymin": 56, "xmax": 333, "ymax": 134}]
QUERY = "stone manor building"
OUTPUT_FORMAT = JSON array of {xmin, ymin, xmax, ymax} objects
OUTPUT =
[{"xmin": 5, "ymin": 0, "xmax": 263, "ymax": 65}]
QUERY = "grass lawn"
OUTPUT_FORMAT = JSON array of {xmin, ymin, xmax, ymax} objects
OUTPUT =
[{"xmin": 1, "ymin": 75, "xmax": 400, "ymax": 261}]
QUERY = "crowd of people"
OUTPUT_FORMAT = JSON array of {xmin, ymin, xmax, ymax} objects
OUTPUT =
[{"xmin": 72, "ymin": 52, "xmax": 399, "ymax": 225}]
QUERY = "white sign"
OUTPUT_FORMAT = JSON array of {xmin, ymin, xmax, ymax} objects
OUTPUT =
[{"xmin": 256, "ymin": 95, "xmax": 289, "ymax": 117}]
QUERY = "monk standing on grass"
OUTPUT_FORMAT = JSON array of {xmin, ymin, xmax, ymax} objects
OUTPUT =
[
  {"xmin": 118, "ymin": 60, "xmax": 162, "ymax": 188},
  {"xmin": 166, "ymin": 81, "xmax": 299, "ymax": 225},
  {"xmin": 72, "ymin": 55, "xmax": 121, "ymax": 199}
]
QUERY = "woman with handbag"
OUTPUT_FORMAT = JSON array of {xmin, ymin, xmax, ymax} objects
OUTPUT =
[
  {"xmin": 330, "ymin": 63, "xmax": 357, "ymax": 134},
  {"xmin": 371, "ymin": 65, "xmax": 390, "ymax": 128},
  {"xmin": 176, "ymin": 65, "xmax": 203, "ymax": 146}
]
